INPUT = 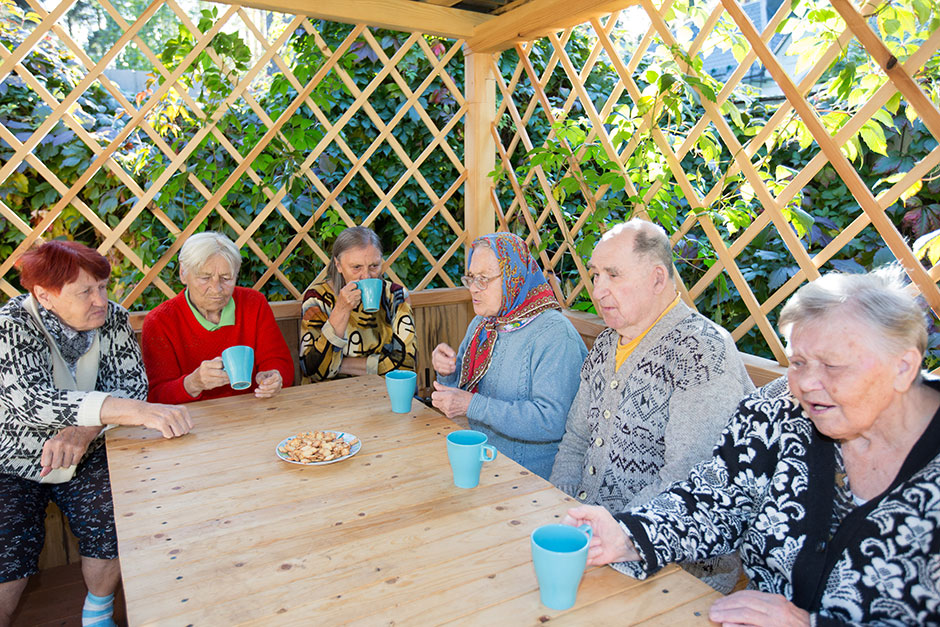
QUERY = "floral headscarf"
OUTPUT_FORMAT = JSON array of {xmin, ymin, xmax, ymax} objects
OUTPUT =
[{"xmin": 457, "ymin": 233, "xmax": 560, "ymax": 392}]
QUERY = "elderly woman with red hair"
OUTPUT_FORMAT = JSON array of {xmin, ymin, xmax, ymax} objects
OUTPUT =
[{"xmin": 0, "ymin": 240, "xmax": 192, "ymax": 626}]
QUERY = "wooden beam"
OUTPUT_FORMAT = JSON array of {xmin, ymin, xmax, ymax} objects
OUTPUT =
[
  {"xmin": 206, "ymin": 0, "xmax": 492, "ymax": 39},
  {"xmin": 467, "ymin": 0, "xmax": 636, "ymax": 53},
  {"xmin": 464, "ymin": 51, "xmax": 497, "ymax": 254}
]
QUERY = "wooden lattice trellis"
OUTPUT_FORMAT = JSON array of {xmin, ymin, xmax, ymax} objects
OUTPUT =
[
  {"xmin": 488, "ymin": 0, "xmax": 940, "ymax": 364},
  {"xmin": 0, "ymin": 0, "xmax": 469, "ymax": 307},
  {"xmin": 1, "ymin": 0, "xmax": 939, "ymax": 368}
]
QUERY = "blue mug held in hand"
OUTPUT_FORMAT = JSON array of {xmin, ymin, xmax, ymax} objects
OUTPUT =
[
  {"xmin": 355, "ymin": 278, "xmax": 383, "ymax": 313},
  {"xmin": 445, "ymin": 430, "xmax": 497, "ymax": 489},
  {"xmin": 221, "ymin": 345, "xmax": 254, "ymax": 390},
  {"xmin": 530, "ymin": 523, "xmax": 593, "ymax": 610}
]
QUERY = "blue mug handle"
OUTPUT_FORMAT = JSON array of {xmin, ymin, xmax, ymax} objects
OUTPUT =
[
  {"xmin": 480, "ymin": 444, "xmax": 497, "ymax": 462},
  {"xmin": 578, "ymin": 523, "xmax": 593, "ymax": 541}
]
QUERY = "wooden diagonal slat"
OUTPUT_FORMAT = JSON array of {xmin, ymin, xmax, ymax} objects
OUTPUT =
[
  {"xmin": 830, "ymin": 0, "xmax": 940, "ymax": 142},
  {"xmin": 121, "ymin": 23, "xmax": 366, "ymax": 305},
  {"xmin": 720, "ymin": 0, "xmax": 940, "ymax": 319}
]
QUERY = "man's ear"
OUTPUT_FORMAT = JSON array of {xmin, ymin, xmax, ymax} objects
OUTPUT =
[{"xmin": 650, "ymin": 264, "xmax": 668, "ymax": 294}]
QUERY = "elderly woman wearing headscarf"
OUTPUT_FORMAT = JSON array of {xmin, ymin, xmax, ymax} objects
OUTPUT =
[
  {"xmin": 431, "ymin": 233, "xmax": 587, "ymax": 479},
  {"xmin": 299, "ymin": 226, "xmax": 416, "ymax": 382},
  {"xmin": 0, "ymin": 240, "xmax": 192, "ymax": 626},
  {"xmin": 560, "ymin": 267, "xmax": 940, "ymax": 625},
  {"xmin": 141, "ymin": 232, "xmax": 294, "ymax": 403}
]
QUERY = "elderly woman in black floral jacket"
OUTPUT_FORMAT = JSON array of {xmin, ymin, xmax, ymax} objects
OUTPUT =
[
  {"xmin": 561, "ymin": 267, "xmax": 940, "ymax": 626},
  {"xmin": 0, "ymin": 241, "xmax": 192, "ymax": 626}
]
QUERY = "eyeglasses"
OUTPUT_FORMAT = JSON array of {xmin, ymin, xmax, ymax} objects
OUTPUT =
[{"xmin": 460, "ymin": 274, "xmax": 501, "ymax": 289}]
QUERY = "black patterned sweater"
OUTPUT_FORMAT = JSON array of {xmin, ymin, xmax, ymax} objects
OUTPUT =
[
  {"xmin": 0, "ymin": 295, "xmax": 148, "ymax": 481},
  {"xmin": 549, "ymin": 301, "xmax": 755, "ymax": 592},
  {"xmin": 617, "ymin": 377, "xmax": 940, "ymax": 625}
]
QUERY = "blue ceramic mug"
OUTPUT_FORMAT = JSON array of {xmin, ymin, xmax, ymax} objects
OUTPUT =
[
  {"xmin": 445, "ymin": 430, "xmax": 497, "ymax": 489},
  {"xmin": 221, "ymin": 345, "xmax": 254, "ymax": 390},
  {"xmin": 530, "ymin": 523, "xmax": 593, "ymax": 610},
  {"xmin": 355, "ymin": 278, "xmax": 383, "ymax": 313},
  {"xmin": 385, "ymin": 370, "xmax": 417, "ymax": 413}
]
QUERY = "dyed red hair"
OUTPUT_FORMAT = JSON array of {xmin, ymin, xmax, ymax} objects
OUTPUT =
[{"xmin": 17, "ymin": 240, "xmax": 111, "ymax": 295}]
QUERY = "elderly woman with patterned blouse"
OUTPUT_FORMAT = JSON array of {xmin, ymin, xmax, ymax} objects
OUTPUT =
[
  {"xmin": 300, "ymin": 226, "xmax": 416, "ymax": 382},
  {"xmin": 561, "ymin": 267, "xmax": 940, "ymax": 626},
  {"xmin": 430, "ymin": 233, "xmax": 587, "ymax": 479},
  {"xmin": 0, "ymin": 241, "xmax": 192, "ymax": 626}
]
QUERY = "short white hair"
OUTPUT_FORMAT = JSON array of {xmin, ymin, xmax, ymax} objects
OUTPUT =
[
  {"xmin": 779, "ymin": 265, "xmax": 927, "ymax": 357},
  {"xmin": 179, "ymin": 232, "xmax": 242, "ymax": 277},
  {"xmin": 601, "ymin": 219, "xmax": 674, "ymax": 278}
]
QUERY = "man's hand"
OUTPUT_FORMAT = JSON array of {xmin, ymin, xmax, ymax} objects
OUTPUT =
[
  {"xmin": 430, "ymin": 380, "xmax": 473, "ymax": 418},
  {"xmin": 40, "ymin": 426, "xmax": 103, "ymax": 477}
]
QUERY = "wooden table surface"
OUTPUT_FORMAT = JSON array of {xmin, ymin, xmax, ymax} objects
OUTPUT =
[{"xmin": 106, "ymin": 376, "xmax": 720, "ymax": 625}]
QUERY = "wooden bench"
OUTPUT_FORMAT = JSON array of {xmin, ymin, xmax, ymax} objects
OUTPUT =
[{"xmin": 39, "ymin": 290, "xmax": 785, "ymax": 571}]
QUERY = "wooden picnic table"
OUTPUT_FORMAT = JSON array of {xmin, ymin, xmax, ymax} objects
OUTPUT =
[{"xmin": 106, "ymin": 375, "xmax": 721, "ymax": 625}]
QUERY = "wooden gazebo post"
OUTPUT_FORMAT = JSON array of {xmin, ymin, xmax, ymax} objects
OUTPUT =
[{"xmin": 463, "ymin": 51, "xmax": 496, "ymax": 252}]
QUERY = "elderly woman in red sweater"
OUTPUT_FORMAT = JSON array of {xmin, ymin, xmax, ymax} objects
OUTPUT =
[{"xmin": 142, "ymin": 232, "xmax": 294, "ymax": 403}]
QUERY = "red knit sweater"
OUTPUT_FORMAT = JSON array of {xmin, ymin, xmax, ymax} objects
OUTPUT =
[{"xmin": 141, "ymin": 287, "xmax": 294, "ymax": 404}]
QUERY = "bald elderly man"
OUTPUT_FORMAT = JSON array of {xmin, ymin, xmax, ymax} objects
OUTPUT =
[{"xmin": 550, "ymin": 219, "xmax": 754, "ymax": 593}]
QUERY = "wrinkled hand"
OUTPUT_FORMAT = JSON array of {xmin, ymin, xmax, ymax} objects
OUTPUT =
[
  {"xmin": 563, "ymin": 505, "xmax": 638, "ymax": 566},
  {"xmin": 709, "ymin": 591, "xmax": 810, "ymax": 627},
  {"xmin": 337, "ymin": 281, "xmax": 362, "ymax": 312},
  {"xmin": 430, "ymin": 380, "xmax": 473, "ymax": 418},
  {"xmin": 40, "ymin": 426, "xmax": 103, "ymax": 477},
  {"xmin": 136, "ymin": 401, "xmax": 194, "ymax": 439},
  {"xmin": 431, "ymin": 343, "xmax": 457, "ymax": 377},
  {"xmin": 254, "ymin": 369, "xmax": 283, "ymax": 398},
  {"xmin": 186, "ymin": 357, "xmax": 229, "ymax": 396}
]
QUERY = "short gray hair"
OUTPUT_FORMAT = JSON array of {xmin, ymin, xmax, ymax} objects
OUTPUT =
[
  {"xmin": 179, "ymin": 232, "xmax": 242, "ymax": 277},
  {"xmin": 779, "ymin": 265, "xmax": 927, "ymax": 357},
  {"xmin": 602, "ymin": 219, "xmax": 674, "ymax": 278},
  {"xmin": 327, "ymin": 226, "xmax": 383, "ymax": 291}
]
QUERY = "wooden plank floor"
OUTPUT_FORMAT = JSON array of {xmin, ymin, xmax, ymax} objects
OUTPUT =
[{"xmin": 11, "ymin": 562, "xmax": 127, "ymax": 627}]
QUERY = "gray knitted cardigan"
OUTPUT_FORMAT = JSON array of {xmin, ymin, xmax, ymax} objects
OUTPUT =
[{"xmin": 549, "ymin": 301, "xmax": 755, "ymax": 593}]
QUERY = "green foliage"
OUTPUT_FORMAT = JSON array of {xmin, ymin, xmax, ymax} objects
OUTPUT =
[
  {"xmin": 490, "ymin": 0, "xmax": 940, "ymax": 365},
  {"xmin": 0, "ymin": 0, "xmax": 135, "ymax": 265},
  {"xmin": 0, "ymin": 2, "xmax": 464, "ymax": 306},
  {"xmin": 2, "ymin": 0, "xmax": 940, "ymax": 367}
]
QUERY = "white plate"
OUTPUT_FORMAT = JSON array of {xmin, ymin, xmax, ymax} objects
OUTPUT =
[{"xmin": 275, "ymin": 430, "xmax": 361, "ymax": 466}]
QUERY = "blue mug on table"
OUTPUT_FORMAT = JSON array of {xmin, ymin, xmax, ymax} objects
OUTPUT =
[
  {"xmin": 445, "ymin": 430, "xmax": 496, "ymax": 489},
  {"xmin": 531, "ymin": 523, "xmax": 593, "ymax": 610},
  {"xmin": 385, "ymin": 370, "xmax": 417, "ymax": 413}
]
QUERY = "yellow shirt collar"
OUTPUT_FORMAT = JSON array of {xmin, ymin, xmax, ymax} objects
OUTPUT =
[{"xmin": 615, "ymin": 294, "xmax": 681, "ymax": 371}]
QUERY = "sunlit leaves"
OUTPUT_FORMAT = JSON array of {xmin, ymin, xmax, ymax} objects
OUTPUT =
[
  {"xmin": 859, "ymin": 118, "xmax": 888, "ymax": 155},
  {"xmin": 914, "ymin": 228, "xmax": 940, "ymax": 264}
]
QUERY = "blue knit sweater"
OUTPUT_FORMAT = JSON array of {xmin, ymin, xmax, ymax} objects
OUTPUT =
[{"xmin": 439, "ymin": 309, "xmax": 587, "ymax": 479}]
